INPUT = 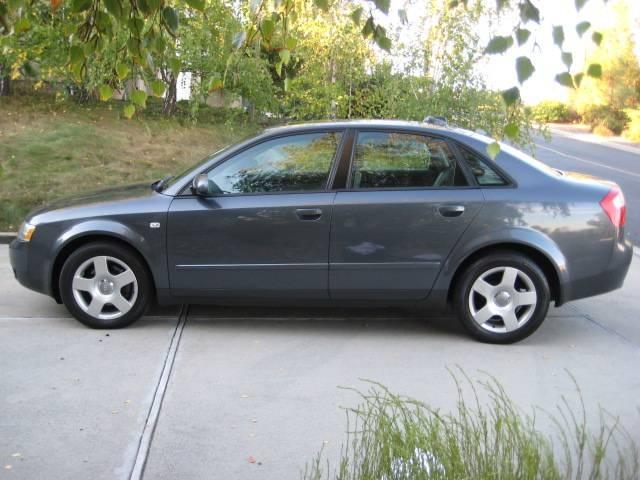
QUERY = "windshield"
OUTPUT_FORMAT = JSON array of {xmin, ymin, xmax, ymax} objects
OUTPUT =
[{"xmin": 159, "ymin": 144, "xmax": 234, "ymax": 190}]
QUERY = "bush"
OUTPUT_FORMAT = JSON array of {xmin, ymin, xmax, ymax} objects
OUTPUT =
[
  {"xmin": 622, "ymin": 109, "xmax": 640, "ymax": 142},
  {"xmin": 581, "ymin": 105, "xmax": 629, "ymax": 135},
  {"xmin": 531, "ymin": 101, "xmax": 576, "ymax": 124},
  {"xmin": 303, "ymin": 373, "xmax": 639, "ymax": 480}
]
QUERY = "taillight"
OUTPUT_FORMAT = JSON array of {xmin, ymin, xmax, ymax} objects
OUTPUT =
[{"xmin": 600, "ymin": 187, "xmax": 626, "ymax": 228}]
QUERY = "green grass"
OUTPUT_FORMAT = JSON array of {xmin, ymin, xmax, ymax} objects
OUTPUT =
[
  {"xmin": 302, "ymin": 371, "xmax": 638, "ymax": 480},
  {"xmin": 0, "ymin": 93, "xmax": 259, "ymax": 230}
]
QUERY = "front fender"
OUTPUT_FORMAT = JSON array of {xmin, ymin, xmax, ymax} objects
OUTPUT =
[
  {"xmin": 432, "ymin": 226, "xmax": 570, "ymax": 305},
  {"xmin": 49, "ymin": 218, "xmax": 168, "ymax": 295}
]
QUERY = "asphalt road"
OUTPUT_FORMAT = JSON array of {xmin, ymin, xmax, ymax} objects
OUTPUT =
[{"xmin": 534, "ymin": 129, "xmax": 640, "ymax": 245}]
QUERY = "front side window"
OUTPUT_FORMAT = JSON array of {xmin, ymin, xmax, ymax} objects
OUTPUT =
[
  {"xmin": 350, "ymin": 131, "xmax": 468, "ymax": 189},
  {"xmin": 207, "ymin": 132, "xmax": 342, "ymax": 194},
  {"xmin": 459, "ymin": 147, "xmax": 507, "ymax": 186}
]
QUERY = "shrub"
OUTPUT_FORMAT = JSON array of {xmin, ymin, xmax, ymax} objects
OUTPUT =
[
  {"xmin": 531, "ymin": 101, "xmax": 575, "ymax": 124},
  {"xmin": 622, "ymin": 109, "xmax": 640, "ymax": 142},
  {"xmin": 581, "ymin": 105, "xmax": 629, "ymax": 135},
  {"xmin": 302, "ymin": 373, "xmax": 639, "ymax": 480}
]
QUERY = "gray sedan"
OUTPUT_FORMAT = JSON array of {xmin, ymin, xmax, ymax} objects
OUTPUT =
[{"xmin": 9, "ymin": 120, "xmax": 633, "ymax": 343}]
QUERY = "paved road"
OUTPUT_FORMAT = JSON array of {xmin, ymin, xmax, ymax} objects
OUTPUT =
[
  {"xmin": 534, "ymin": 129, "xmax": 640, "ymax": 245},
  {"xmin": 1, "ymin": 243, "xmax": 640, "ymax": 479}
]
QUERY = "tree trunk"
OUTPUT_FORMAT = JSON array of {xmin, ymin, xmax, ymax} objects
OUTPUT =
[
  {"xmin": 0, "ymin": 65, "xmax": 11, "ymax": 96},
  {"xmin": 161, "ymin": 69, "xmax": 178, "ymax": 116}
]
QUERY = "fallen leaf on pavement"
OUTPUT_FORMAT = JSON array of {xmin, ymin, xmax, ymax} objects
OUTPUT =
[{"xmin": 248, "ymin": 456, "xmax": 256, "ymax": 464}]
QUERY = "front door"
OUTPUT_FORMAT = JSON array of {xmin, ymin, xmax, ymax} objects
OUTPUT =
[
  {"xmin": 329, "ymin": 130, "xmax": 484, "ymax": 300},
  {"xmin": 167, "ymin": 131, "xmax": 344, "ymax": 299}
]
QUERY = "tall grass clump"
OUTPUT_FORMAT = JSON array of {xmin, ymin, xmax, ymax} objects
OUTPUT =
[{"xmin": 303, "ymin": 370, "xmax": 638, "ymax": 480}]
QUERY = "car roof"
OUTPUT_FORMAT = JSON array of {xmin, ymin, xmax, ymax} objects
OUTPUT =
[{"xmin": 263, "ymin": 119, "xmax": 450, "ymax": 135}]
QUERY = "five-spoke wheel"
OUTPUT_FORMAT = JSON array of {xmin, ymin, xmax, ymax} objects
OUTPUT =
[
  {"xmin": 60, "ymin": 241, "xmax": 151, "ymax": 328},
  {"xmin": 455, "ymin": 251, "xmax": 551, "ymax": 344}
]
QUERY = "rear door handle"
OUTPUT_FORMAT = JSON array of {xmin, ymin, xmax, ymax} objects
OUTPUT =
[
  {"xmin": 438, "ymin": 205, "xmax": 465, "ymax": 218},
  {"xmin": 296, "ymin": 208, "xmax": 323, "ymax": 221}
]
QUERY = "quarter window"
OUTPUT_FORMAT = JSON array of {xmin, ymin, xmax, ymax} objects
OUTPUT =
[
  {"xmin": 207, "ymin": 132, "xmax": 342, "ymax": 194},
  {"xmin": 350, "ymin": 131, "xmax": 468, "ymax": 189},
  {"xmin": 459, "ymin": 147, "xmax": 507, "ymax": 186}
]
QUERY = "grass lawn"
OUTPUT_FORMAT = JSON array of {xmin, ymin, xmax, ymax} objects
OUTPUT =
[{"xmin": 0, "ymin": 93, "xmax": 259, "ymax": 231}]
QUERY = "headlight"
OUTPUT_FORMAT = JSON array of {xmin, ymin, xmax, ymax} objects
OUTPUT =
[{"xmin": 18, "ymin": 222, "xmax": 36, "ymax": 242}]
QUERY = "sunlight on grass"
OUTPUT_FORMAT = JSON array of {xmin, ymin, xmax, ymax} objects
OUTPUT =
[
  {"xmin": 0, "ymin": 94, "xmax": 258, "ymax": 230},
  {"xmin": 302, "ymin": 370, "xmax": 639, "ymax": 480}
]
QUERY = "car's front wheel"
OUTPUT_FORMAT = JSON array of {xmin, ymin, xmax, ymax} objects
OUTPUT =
[
  {"xmin": 59, "ymin": 241, "xmax": 151, "ymax": 328},
  {"xmin": 454, "ymin": 251, "xmax": 551, "ymax": 344}
]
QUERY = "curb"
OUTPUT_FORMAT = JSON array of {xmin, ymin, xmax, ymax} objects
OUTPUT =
[
  {"xmin": 550, "ymin": 127, "xmax": 640, "ymax": 156},
  {"xmin": 0, "ymin": 233, "xmax": 16, "ymax": 244}
]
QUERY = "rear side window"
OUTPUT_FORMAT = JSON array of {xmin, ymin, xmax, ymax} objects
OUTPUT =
[
  {"xmin": 207, "ymin": 132, "xmax": 342, "ymax": 194},
  {"xmin": 350, "ymin": 131, "xmax": 468, "ymax": 189},
  {"xmin": 459, "ymin": 147, "xmax": 507, "ymax": 186}
]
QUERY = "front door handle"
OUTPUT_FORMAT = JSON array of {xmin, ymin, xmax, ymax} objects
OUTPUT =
[
  {"xmin": 438, "ymin": 205, "xmax": 465, "ymax": 218},
  {"xmin": 296, "ymin": 208, "xmax": 323, "ymax": 221}
]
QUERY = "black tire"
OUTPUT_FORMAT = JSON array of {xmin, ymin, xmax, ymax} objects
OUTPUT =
[
  {"xmin": 59, "ymin": 241, "xmax": 152, "ymax": 328},
  {"xmin": 454, "ymin": 251, "xmax": 551, "ymax": 344}
]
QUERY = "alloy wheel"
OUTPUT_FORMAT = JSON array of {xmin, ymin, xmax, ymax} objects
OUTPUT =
[
  {"xmin": 468, "ymin": 266, "xmax": 538, "ymax": 334},
  {"xmin": 71, "ymin": 255, "xmax": 138, "ymax": 320}
]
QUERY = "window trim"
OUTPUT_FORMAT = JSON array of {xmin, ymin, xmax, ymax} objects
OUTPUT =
[
  {"xmin": 449, "ymin": 141, "xmax": 517, "ymax": 188},
  {"xmin": 342, "ymin": 128, "xmax": 478, "ymax": 192},
  {"xmin": 178, "ymin": 128, "xmax": 348, "ymax": 197}
]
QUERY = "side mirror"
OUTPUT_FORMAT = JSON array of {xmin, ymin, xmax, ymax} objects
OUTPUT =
[{"xmin": 192, "ymin": 174, "xmax": 210, "ymax": 196}]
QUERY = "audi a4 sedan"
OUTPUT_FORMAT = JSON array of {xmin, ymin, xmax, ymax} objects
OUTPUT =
[{"xmin": 10, "ymin": 120, "xmax": 632, "ymax": 343}]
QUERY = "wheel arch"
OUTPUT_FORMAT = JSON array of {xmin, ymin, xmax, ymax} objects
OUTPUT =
[
  {"xmin": 51, "ymin": 230, "xmax": 157, "ymax": 304},
  {"xmin": 445, "ymin": 240, "xmax": 566, "ymax": 307}
]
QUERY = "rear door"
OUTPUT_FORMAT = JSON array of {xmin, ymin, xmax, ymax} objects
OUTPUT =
[
  {"xmin": 329, "ymin": 129, "xmax": 484, "ymax": 300},
  {"xmin": 167, "ymin": 130, "xmax": 345, "ymax": 299}
]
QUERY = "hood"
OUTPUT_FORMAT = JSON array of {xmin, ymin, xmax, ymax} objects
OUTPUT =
[{"xmin": 27, "ymin": 183, "xmax": 156, "ymax": 222}]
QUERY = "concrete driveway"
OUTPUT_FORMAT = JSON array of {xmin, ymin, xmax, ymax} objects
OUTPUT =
[{"xmin": 1, "ymin": 244, "xmax": 639, "ymax": 479}]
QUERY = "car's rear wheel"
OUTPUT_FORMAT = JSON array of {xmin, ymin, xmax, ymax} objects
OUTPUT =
[
  {"xmin": 454, "ymin": 251, "xmax": 551, "ymax": 343},
  {"xmin": 59, "ymin": 241, "xmax": 151, "ymax": 328}
]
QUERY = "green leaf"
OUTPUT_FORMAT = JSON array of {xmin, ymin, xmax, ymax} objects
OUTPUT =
[
  {"xmin": 131, "ymin": 89, "xmax": 147, "ymax": 108},
  {"xmin": 279, "ymin": 49, "xmax": 291, "ymax": 65},
  {"xmin": 574, "ymin": 72, "xmax": 584, "ymax": 87},
  {"xmin": 350, "ymin": 7, "xmax": 363, "ymax": 24},
  {"xmin": 71, "ymin": 0, "xmax": 92, "ymax": 13},
  {"xmin": 552, "ymin": 26, "xmax": 564, "ymax": 48},
  {"xmin": 374, "ymin": 27, "xmax": 391, "ymax": 52},
  {"xmin": 232, "ymin": 31, "xmax": 247, "ymax": 49},
  {"xmin": 162, "ymin": 7, "xmax": 178, "ymax": 34},
  {"xmin": 98, "ymin": 84, "xmax": 114, "ymax": 101},
  {"xmin": 116, "ymin": 63, "xmax": 129, "ymax": 80},
  {"xmin": 275, "ymin": 61, "xmax": 282, "ymax": 77},
  {"xmin": 373, "ymin": 0, "xmax": 390, "ymax": 15},
  {"xmin": 398, "ymin": 9, "xmax": 408, "ymax": 25},
  {"xmin": 575, "ymin": 0, "xmax": 588, "ymax": 11},
  {"xmin": 362, "ymin": 16, "xmax": 375, "ymax": 37},
  {"xmin": 576, "ymin": 21, "xmax": 590, "ymax": 37},
  {"xmin": 592, "ymin": 31, "xmax": 603, "ymax": 46},
  {"xmin": 555, "ymin": 72, "xmax": 575, "ymax": 88},
  {"xmin": 501, "ymin": 87, "xmax": 520, "ymax": 106},
  {"xmin": 104, "ymin": 0, "xmax": 122, "ymax": 19},
  {"xmin": 123, "ymin": 104, "xmax": 136, "ymax": 119},
  {"xmin": 485, "ymin": 36, "xmax": 513, "ymax": 54},
  {"xmin": 504, "ymin": 123, "xmax": 519, "ymax": 139},
  {"xmin": 69, "ymin": 45, "xmax": 84, "ymax": 65},
  {"xmin": 284, "ymin": 76, "xmax": 290, "ymax": 92},
  {"xmin": 486, "ymin": 142, "xmax": 501, "ymax": 160},
  {"xmin": 313, "ymin": 0, "xmax": 328, "ymax": 11},
  {"xmin": 587, "ymin": 63, "xmax": 602, "ymax": 78},
  {"xmin": 169, "ymin": 58, "xmax": 181, "ymax": 74},
  {"xmin": 261, "ymin": 19, "xmax": 274, "ymax": 38},
  {"xmin": 561, "ymin": 52, "xmax": 573, "ymax": 69},
  {"xmin": 519, "ymin": 0, "xmax": 540, "ymax": 23},
  {"xmin": 515, "ymin": 28, "xmax": 531, "ymax": 46},
  {"xmin": 184, "ymin": 0, "xmax": 205, "ymax": 10},
  {"xmin": 515, "ymin": 56, "xmax": 535, "ymax": 84},
  {"xmin": 150, "ymin": 80, "xmax": 166, "ymax": 97},
  {"xmin": 285, "ymin": 37, "xmax": 297, "ymax": 50},
  {"xmin": 14, "ymin": 17, "xmax": 30, "ymax": 32}
]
